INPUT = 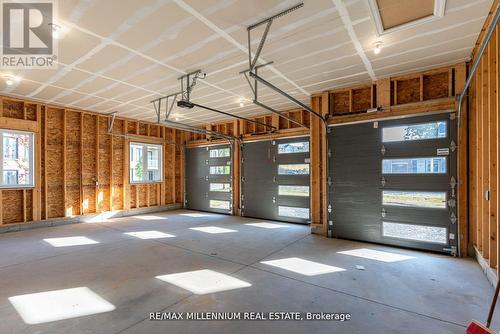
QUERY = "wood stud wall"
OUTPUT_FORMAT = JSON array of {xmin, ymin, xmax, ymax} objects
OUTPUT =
[
  {"xmin": 0, "ymin": 96, "xmax": 184, "ymax": 226},
  {"xmin": 468, "ymin": 10, "xmax": 499, "ymax": 275}
]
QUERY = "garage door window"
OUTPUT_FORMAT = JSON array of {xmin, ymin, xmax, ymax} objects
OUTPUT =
[
  {"xmin": 382, "ymin": 121, "xmax": 447, "ymax": 142},
  {"xmin": 382, "ymin": 190, "xmax": 446, "ymax": 209},
  {"xmin": 382, "ymin": 157, "xmax": 446, "ymax": 174},
  {"xmin": 278, "ymin": 206, "xmax": 309, "ymax": 219},
  {"xmin": 0, "ymin": 130, "xmax": 34, "ymax": 187},
  {"xmin": 210, "ymin": 148, "xmax": 230, "ymax": 158},
  {"xmin": 382, "ymin": 222, "xmax": 447, "ymax": 244},
  {"xmin": 210, "ymin": 200, "xmax": 230, "ymax": 210},
  {"xmin": 130, "ymin": 143, "xmax": 162, "ymax": 183},
  {"xmin": 278, "ymin": 141, "xmax": 309, "ymax": 154},
  {"xmin": 278, "ymin": 185, "xmax": 309, "ymax": 197},
  {"xmin": 210, "ymin": 183, "xmax": 230, "ymax": 192},
  {"xmin": 210, "ymin": 166, "xmax": 230, "ymax": 175},
  {"xmin": 278, "ymin": 164, "xmax": 309, "ymax": 175}
]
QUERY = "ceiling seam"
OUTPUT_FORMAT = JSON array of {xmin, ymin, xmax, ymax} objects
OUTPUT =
[
  {"xmin": 172, "ymin": 0, "xmax": 311, "ymax": 97},
  {"xmin": 332, "ymin": 0, "xmax": 376, "ymax": 81}
]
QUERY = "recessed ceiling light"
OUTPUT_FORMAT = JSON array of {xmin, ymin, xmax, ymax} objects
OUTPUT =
[{"xmin": 374, "ymin": 41, "xmax": 383, "ymax": 55}]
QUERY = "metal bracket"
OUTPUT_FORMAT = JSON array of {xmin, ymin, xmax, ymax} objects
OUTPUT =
[
  {"xmin": 450, "ymin": 140, "xmax": 457, "ymax": 152},
  {"xmin": 450, "ymin": 176, "xmax": 457, "ymax": 197},
  {"xmin": 450, "ymin": 212, "xmax": 457, "ymax": 224},
  {"xmin": 381, "ymin": 176, "xmax": 386, "ymax": 187},
  {"xmin": 381, "ymin": 208, "xmax": 386, "ymax": 218},
  {"xmin": 380, "ymin": 145, "xmax": 386, "ymax": 155}
]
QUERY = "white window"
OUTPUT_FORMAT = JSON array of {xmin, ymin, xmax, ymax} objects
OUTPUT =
[
  {"xmin": 0, "ymin": 130, "xmax": 34, "ymax": 188},
  {"xmin": 209, "ymin": 148, "xmax": 230, "ymax": 158},
  {"xmin": 278, "ymin": 141, "xmax": 309, "ymax": 154},
  {"xmin": 129, "ymin": 142, "xmax": 162, "ymax": 183}
]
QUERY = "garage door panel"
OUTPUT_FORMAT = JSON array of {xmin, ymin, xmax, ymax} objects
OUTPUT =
[
  {"xmin": 186, "ymin": 145, "xmax": 232, "ymax": 214},
  {"xmin": 330, "ymin": 113, "xmax": 457, "ymax": 254},
  {"xmin": 242, "ymin": 137, "xmax": 310, "ymax": 224}
]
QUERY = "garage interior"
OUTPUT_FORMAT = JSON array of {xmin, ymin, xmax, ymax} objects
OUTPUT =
[{"xmin": 0, "ymin": 0, "xmax": 499, "ymax": 333}]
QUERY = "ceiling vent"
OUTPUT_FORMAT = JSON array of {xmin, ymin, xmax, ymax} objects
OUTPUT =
[{"xmin": 368, "ymin": 0, "xmax": 446, "ymax": 36}]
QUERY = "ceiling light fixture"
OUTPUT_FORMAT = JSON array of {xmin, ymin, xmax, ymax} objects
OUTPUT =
[
  {"xmin": 49, "ymin": 23, "xmax": 62, "ymax": 39},
  {"xmin": 3, "ymin": 74, "xmax": 20, "ymax": 86},
  {"xmin": 239, "ymin": 98, "xmax": 245, "ymax": 108},
  {"xmin": 374, "ymin": 41, "xmax": 383, "ymax": 55}
]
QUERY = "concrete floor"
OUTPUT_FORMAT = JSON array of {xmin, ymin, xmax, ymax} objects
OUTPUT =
[{"xmin": 0, "ymin": 209, "xmax": 496, "ymax": 334}]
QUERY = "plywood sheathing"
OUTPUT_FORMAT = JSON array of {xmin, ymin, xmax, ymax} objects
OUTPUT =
[
  {"xmin": 0, "ymin": 95, "xmax": 185, "ymax": 226},
  {"xmin": 468, "ymin": 3, "xmax": 499, "ymax": 276}
]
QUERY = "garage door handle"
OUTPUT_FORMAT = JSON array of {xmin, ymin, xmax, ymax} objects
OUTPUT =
[
  {"xmin": 381, "ymin": 208, "xmax": 386, "ymax": 218},
  {"xmin": 381, "ymin": 177, "xmax": 386, "ymax": 187}
]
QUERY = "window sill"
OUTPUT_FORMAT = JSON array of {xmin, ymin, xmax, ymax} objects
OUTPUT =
[
  {"xmin": 0, "ymin": 185, "xmax": 35, "ymax": 190},
  {"xmin": 129, "ymin": 181, "xmax": 163, "ymax": 185}
]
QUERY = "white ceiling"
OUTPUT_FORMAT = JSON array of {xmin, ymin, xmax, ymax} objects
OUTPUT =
[{"xmin": 0, "ymin": 0, "xmax": 492, "ymax": 126}]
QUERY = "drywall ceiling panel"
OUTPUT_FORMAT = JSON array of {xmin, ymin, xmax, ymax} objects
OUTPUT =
[
  {"xmin": 7, "ymin": 81, "xmax": 40, "ymax": 97},
  {"xmin": 375, "ymin": 50, "xmax": 471, "ymax": 77},
  {"xmin": 77, "ymin": 45, "xmax": 131, "ymax": 73},
  {"xmin": 103, "ymin": 56, "xmax": 162, "ymax": 81},
  {"xmin": 96, "ymin": 83, "xmax": 141, "ymax": 100},
  {"xmin": 167, "ymin": 39, "xmax": 237, "ymax": 70},
  {"xmin": 77, "ymin": 77, "xmax": 118, "ymax": 95},
  {"xmin": 32, "ymin": 86, "xmax": 64, "ymax": 101},
  {"xmin": 18, "ymin": 69, "xmax": 60, "ymax": 84},
  {"xmin": 76, "ymin": 0, "xmax": 161, "ymax": 38},
  {"xmin": 57, "ymin": 29, "xmax": 102, "ymax": 65},
  {"xmin": 115, "ymin": 90, "xmax": 151, "ymax": 104},
  {"xmin": 114, "ymin": 3, "xmax": 191, "ymax": 50},
  {"xmin": 54, "ymin": 91, "xmax": 88, "ymax": 105},
  {"xmin": 143, "ymin": 20, "xmax": 218, "ymax": 61},
  {"xmin": 52, "ymin": 70, "xmax": 93, "ymax": 88},
  {"xmin": 371, "ymin": 34, "xmax": 477, "ymax": 70},
  {"xmin": 76, "ymin": 97, "xmax": 108, "ymax": 109}
]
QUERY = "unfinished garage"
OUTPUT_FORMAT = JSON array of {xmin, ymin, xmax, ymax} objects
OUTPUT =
[{"xmin": 0, "ymin": 0, "xmax": 499, "ymax": 333}]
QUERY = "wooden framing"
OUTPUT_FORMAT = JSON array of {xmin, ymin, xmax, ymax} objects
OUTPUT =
[
  {"xmin": 468, "ymin": 2, "xmax": 500, "ymax": 277},
  {"xmin": 0, "ymin": 95, "xmax": 185, "ymax": 227}
]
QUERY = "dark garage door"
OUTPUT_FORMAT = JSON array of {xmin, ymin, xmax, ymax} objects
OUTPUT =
[
  {"xmin": 185, "ymin": 145, "xmax": 232, "ymax": 214},
  {"xmin": 242, "ymin": 137, "xmax": 310, "ymax": 224},
  {"xmin": 329, "ymin": 113, "xmax": 458, "ymax": 254}
]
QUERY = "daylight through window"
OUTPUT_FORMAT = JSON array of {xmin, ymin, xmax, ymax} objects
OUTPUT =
[
  {"xmin": 130, "ymin": 143, "xmax": 162, "ymax": 183},
  {"xmin": 0, "ymin": 130, "xmax": 34, "ymax": 187}
]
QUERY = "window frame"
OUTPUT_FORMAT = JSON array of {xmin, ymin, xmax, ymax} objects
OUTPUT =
[
  {"xmin": 129, "ymin": 142, "xmax": 163, "ymax": 184},
  {"xmin": 0, "ymin": 129, "xmax": 35, "ymax": 189}
]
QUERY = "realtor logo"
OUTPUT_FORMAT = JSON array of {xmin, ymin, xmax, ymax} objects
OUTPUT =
[{"xmin": 1, "ymin": 0, "xmax": 58, "ymax": 69}]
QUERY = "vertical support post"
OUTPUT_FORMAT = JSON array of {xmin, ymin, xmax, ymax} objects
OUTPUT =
[
  {"xmin": 33, "ymin": 104, "xmax": 42, "ymax": 221},
  {"xmin": 43, "ymin": 106, "xmax": 48, "ymax": 219},
  {"xmin": 62, "ymin": 110, "xmax": 66, "ymax": 216},
  {"xmin": 96, "ymin": 115, "xmax": 100, "ymax": 213},
  {"xmin": 455, "ymin": 63, "xmax": 468, "ymax": 256}
]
